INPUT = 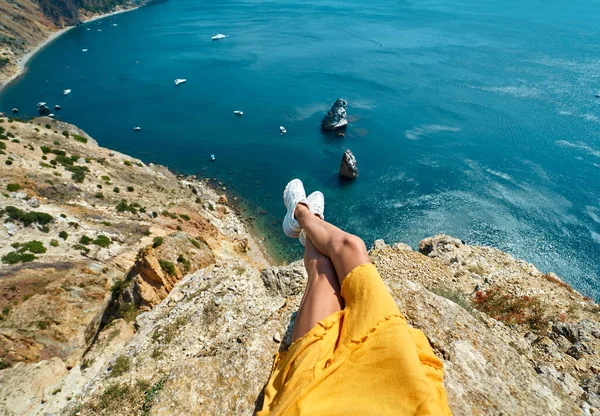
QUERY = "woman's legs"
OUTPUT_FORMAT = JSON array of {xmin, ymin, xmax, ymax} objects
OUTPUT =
[
  {"xmin": 292, "ymin": 237, "xmax": 344, "ymax": 342},
  {"xmin": 294, "ymin": 203, "xmax": 370, "ymax": 284}
]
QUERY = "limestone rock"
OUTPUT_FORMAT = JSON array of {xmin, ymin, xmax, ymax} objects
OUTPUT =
[
  {"xmin": 321, "ymin": 98, "xmax": 348, "ymax": 130},
  {"xmin": 339, "ymin": 149, "xmax": 358, "ymax": 179},
  {"xmin": 218, "ymin": 195, "xmax": 228, "ymax": 205},
  {"xmin": 261, "ymin": 261, "xmax": 306, "ymax": 298},
  {"xmin": 27, "ymin": 196, "xmax": 40, "ymax": 208}
]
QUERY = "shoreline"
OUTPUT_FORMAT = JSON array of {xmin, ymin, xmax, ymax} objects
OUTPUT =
[{"xmin": 0, "ymin": 6, "xmax": 140, "ymax": 93}]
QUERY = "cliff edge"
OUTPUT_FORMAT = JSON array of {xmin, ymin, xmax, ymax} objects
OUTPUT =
[{"xmin": 0, "ymin": 116, "xmax": 598, "ymax": 415}]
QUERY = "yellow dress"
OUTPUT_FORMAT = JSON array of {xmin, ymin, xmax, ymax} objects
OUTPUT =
[{"xmin": 258, "ymin": 263, "xmax": 452, "ymax": 415}]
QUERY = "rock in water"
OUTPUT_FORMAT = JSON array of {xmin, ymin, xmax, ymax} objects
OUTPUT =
[
  {"xmin": 339, "ymin": 149, "xmax": 358, "ymax": 179},
  {"xmin": 321, "ymin": 98, "xmax": 348, "ymax": 130}
]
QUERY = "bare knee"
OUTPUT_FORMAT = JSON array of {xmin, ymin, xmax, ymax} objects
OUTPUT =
[{"xmin": 334, "ymin": 234, "xmax": 368, "ymax": 259}]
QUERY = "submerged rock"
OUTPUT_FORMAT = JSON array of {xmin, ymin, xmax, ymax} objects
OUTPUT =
[
  {"xmin": 339, "ymin": 149, "xmax": 358, "ymax": 179},
  {"xmin": 321, "ymin": 98, "xmax": 348, "ymax": 130}
]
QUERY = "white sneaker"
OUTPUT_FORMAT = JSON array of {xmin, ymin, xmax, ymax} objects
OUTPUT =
[
  {"xmin": 282, "ymin": 179, "xmax": 308, "ymax": 238},
  {"xmin": 299, "ymin": 191, "xmax": 324, "ymax": 246}
]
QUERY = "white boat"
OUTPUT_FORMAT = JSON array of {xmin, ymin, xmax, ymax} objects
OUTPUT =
[
  {"xmin": 210, "ymin": 154, "xmax": 216, "ymax": 161},
  {"xmin": 49, "ymin": 114, "xmax": 55, "ymax": 118},
  {"xmin": 63, "ymin": 89, "xmax": 71, "ymax": 95},
  {"xmin": 82, "ymin": 49, "xmax": 88, "ymax": 52},
  {"xmin": 112, "ymin": 24, "xmax": 118, "ymax": 27},
  {"xmin": 86, "ymin": 28, "xmax": 91, "ymax": 31},
  {"xmin": 97, "ymin": 29, "xmax": 102, "ymax": 32},
  {"xmin": 174, "ymin": 79, "xmax": 187, "ymax": 85},
  {"xmin": 212, "ymin": 34, "xmax": 227, "ymax": 41},
  {"xmin": 234, "ymin": 110, "xmax": 243, "ymax": 116},
  {"xmin": 280, "ymin": 126, "xmax": 287, "ymax": 134},
  {"xmin": 133, "ymin": 127, "xmax": 141, "ymax": 131}
]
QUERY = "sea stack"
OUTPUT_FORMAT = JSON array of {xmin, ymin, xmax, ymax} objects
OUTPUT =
[
  {"xmin": 321, "ymin": 98, "xmax": 348, "ymax": 130},
  {"xmin": 339, "ymin": 149, "xmax": 358, "ymax": 179}
]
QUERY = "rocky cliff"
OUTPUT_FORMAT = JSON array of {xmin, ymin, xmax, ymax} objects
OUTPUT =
[
  {"xmin": 0, "ymin": 0, "xmax": 155, "ymax": 89},
  {"xmin": 0, "ymin": 116, "xmax": 598, "ymax": 415}
]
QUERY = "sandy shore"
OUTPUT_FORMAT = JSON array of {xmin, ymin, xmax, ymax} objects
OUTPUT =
[{"xmin": 0, "ymin": 6, "xmax": 139, "ymax": 93}]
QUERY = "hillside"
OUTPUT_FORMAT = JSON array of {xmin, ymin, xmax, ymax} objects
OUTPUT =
[
  {"xmin": 0, "ymin": 116, "xmax": 598, "ymax": 415},
  {"xmin": 0, "ymin": 0, "xmax": 156, "ymax": 89}
]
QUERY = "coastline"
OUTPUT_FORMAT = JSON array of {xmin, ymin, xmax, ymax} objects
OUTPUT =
[{"xmin": 0, "ymin": 6, "xmax": 139, "ymax": 93}]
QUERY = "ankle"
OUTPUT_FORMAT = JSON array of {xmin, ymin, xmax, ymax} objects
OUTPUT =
[{"xmin": 294, "ymin": 202, "xmax": 309, "ymax": 220}]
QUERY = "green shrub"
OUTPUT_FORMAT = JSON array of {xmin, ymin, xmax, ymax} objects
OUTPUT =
[
  {"xmin": 6, "ymin": 183, "xmax": 21, "ymax": 192},
  {"xmin": 113, "ymin": 187, "xmax": 120, "ymax": 193},
  {"xmin": 127, "ymin": 186, "xmax": 134, "ymax": 192},
  {"xmin": 115, "ymin": 200, "xmax": 137, "ymax": 214},
  {"xmin": 93, "ymin": 235, "xmax": 111, "ymax": 248},
  {"xmin": 179, "ymin": 214, "xmax": 190, "ymax": 221},
  {"xmin": 95, "ymin": 192, "xmax": 104, "ymax": 199},
  {"xmin": 123, "ymin": 160, "xmax": 132, "ymax": 167},
  {"xmin": 72, "ymin": 243, "xmax": 90, "ymax": 254},
  {"xmin": 161, "ymin": 211, "xmax": 178, "ymax": 219},
  {"xmin": 101, "ymin": 175, "xmax": 111, "ymax": 182},
  {"xmin": 177, "ymin": 255, "xmax": 190, "ymax": 273},
  {"xmin": 5, "ymin": 160, "xmax": 12, "ymax": 165},
  {"xmin": 45, "ymin": 124, "xmax": 51, "ymax": 129},
  {"xmin": 68, "ymin": 165, "xmax": 89, "ymax": 183},
  {"xmin": 1, "ymin": 252, "xmax": 36, "ymax": 264},
  {"xmin": 58, "ymin": 230, "xmax": 68, "ymax": 240},
  {"xmin": 110, "ymin": 356, "xmax": 131, "ymax": 377},
  {"xmin": 50, "ymin": 239, "xmax": 59, "ymax": 247},
  {"xmin": 0, "ymin": 142, "xmax": 5, "ymax": 150},
  {"xmin": 12, "ymin": 240, "xmax": 46, "ymax": 254},
  {"xmin": 4, "ymin": 206, "xmax": 53, "ymax": 226},
  {"xmin": 79, "ymin": 235, "xmax": 93, "ymax": 245},
  {"xmin": 152, "ymin": 237, "xmax": 163, "ymax": 248},
  {"xmin": 72, "ymin": 134, "xmax": 87, "ymax": 144},
  {"xmin": 158, "ymin": 260, "xmax": 176, "ymax": 276}
]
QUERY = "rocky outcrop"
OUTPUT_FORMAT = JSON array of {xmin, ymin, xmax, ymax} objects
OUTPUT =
[
  {"xmin": 339, "ymin": 149, "xmax": 358, "ymax": 179},
  {"xmin": 321, "ymin": 98, "xmax": 348, "ymax": 130},
  {"xmin": 57, "ymin": 237, "xmax": 599, "ymax": 415},
  {"xmin": 0, "ymin": 115, "xmax": 270, "ymax": 415}
]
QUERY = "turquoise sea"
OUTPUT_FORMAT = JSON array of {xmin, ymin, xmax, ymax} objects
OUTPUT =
[{"xmin": 1, "ymin": 0, "xmax": 599, "ymax": 299}]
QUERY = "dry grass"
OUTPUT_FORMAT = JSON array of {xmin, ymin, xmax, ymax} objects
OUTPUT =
[{"xmin": 474, "ymin": 286, "xmax": 549, "ymax": 331}]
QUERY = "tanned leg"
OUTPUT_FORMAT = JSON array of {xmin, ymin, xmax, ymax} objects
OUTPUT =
[
  {"xmin": 292, "ymin": 237, "xmax": 344, "ymax": 342},
  {"xmin": 294, "ymin": 203, "xmax": 370, "ymax": 284}
]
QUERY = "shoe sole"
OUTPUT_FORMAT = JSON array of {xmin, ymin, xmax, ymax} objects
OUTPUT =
[{"xmin": 283, "ymin": 179, "xmax": 301, "ymax": 209}]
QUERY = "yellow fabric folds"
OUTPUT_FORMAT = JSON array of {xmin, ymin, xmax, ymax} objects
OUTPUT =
[{"xmin": 258, "ymin": 263, "xmax": 452, "ymax": 415}]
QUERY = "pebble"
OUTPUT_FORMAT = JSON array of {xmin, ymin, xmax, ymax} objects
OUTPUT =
[{"xmin": 273, "ymin": 332, "xmax": 282, "ymax": 343}]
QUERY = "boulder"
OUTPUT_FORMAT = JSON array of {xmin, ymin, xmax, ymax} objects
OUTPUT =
[
  {"xmin": 321, "ymin": 98, "xmax": 348, "ymax": 130},
  {"xmin": 339, "ymin": 149, "xmax": 358, "ymax": 179},
  {"xmin": 27, "ymin": 197, "xmax": 40, "ymax": 208}
]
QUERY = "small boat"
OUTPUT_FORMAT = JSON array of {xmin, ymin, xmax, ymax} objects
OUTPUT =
[
  {"xmin": 112, "ymin": 24, "xmax": 118, "ymax": 27},
  {"xmin": 82, "ymin": 49, "xmax": 88, "ymax": 52},
  {"xmin": 210, "ymin": 154, "xmax": 216, "ymax": 161},
  {"xmin": 55, "ymin": 105, "xmax": 61, "ymax": 110},
  {"xmin": 280, "ymin": 126, "xmax": 287, "ymax": 134},
  {"xmin": 97, "ymin": 29, "xmax": 102, "ymax": 32},
  {"xmin": 174, "ymin": 79, "xmax": 187, "ymax": 85},
  {"xmin": 86, "ymin": 28, "xmax": 91, "ymax": 31},
  {"xmin": 596, "ymin": 93, "xmax": 600, "ymax": 98},
  {"xmin": 49, "ymin": 114, "xmax": 55, "ymax": 118},
  {"xmin": 133, "ymin": 127, "xmax": 141, "ymax": 131},
  {"xmin": 63, "ymin": 89, "xmax": 71, "ymax": 95},
  {"xmin": 234, "ymin": 110, "xmax": 243, "ymax": 116},
  {"xmin": 11, "ymin": 108, "xmax": 18, "ymax": 113},
  {"xmin": 212, "ymin": 34, "xmax": 227, "ymax": 41}
]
